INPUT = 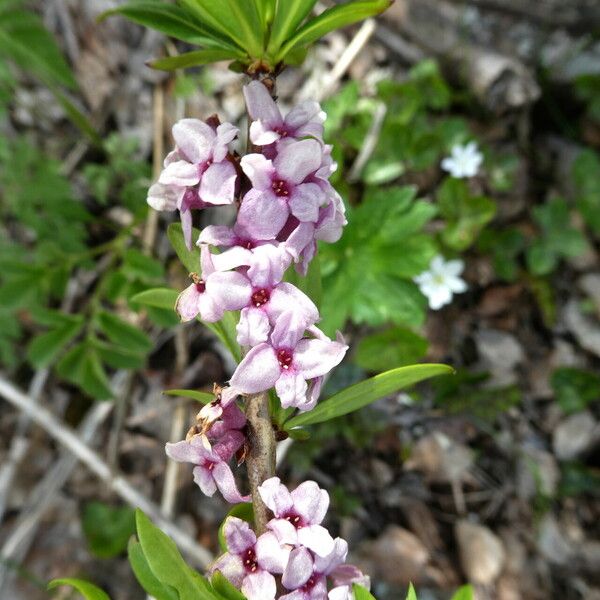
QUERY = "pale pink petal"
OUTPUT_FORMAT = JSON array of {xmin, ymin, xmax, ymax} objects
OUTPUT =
[
  {"xmin": 237, "ymin": 307, "xmax": 271, "ymax": 347},
  {"xmin": 212, "ymin": 461, "xmax": 250, "ymax": 503},
  {"xmin": 258, "ymin": 477, "xmax": 294, "ymax": 516},
  {"xmin": 275, "ymin": 372, "xmax": 308, "ymax": 409},
  {"xmin": 279, "ymin": 591, "xmax": 306, "ymax": 600},
  {"xmin": 243, "ymin": 81, "xmax": 282, "ymax": 127},
  {"xmin": 284, "ymin": 222, "xmax": 315, "ymax": 261},
  {"xmin": 210, "ymin": 246, "xmax": 252, "ymax": 272},
  {"xmin": 206, "ymin": 271, "xmax": 252, "ymax": 312},
  {"xmin": 240, "ymin": 154, "xmax": 275, "ymax": 190},
  {"xmin": 282, "ymin": 547, "xmax": 313, "ymax": 590},
  {"xmin": 197, "ymin": 291, "xmax": 221, "ymax": 322},
  {"xmin": 247, "ymin": 243, "xmax": 291, "ymax": 288},
  {"xmin": 256, "ymin": 531, "xmax": 289, "ymax": 574},
  {"xmin": 289, "ymin": 183, "xmax": 323, "ymax": 223},
  {"xmin": 238, "ymin": 189, "xmax": 289, "ymax": 239},
  {"xmin": 147, "ymin": 182, "xmax": 183, "ymax": 211},
  {"xmin": 192, "ymin": 465, "xmax": 217, "ymax": 496},
  {"xmin": 267, "ymin": 283, "xmax": 319, "ymax": 326},
  {"xmin": 331, "ymin": 564, "xmax": 370, "ymax": 589},
  {"xmin": 294, "ymin": 338, "xmax": 348, "ymax": 379},
  {"xmin": 211, "ymin": 553, "xmax": 245, "ymax": 588},
  {"xmin": 159, "ymin": 160, "xmax": 200, "ymax": 187},
  {"xmin": 267, "ymin": 518, "xmax": 297, "ymax": 545},
  {"xmin": 270, "ymin": 310, "xmax": 306, "ymax": 350},
  {"xmin": 172, "ymin": 118, "xmax": 215, "ymax": 164},
  {"xmin": 199, "ymin": 161, "xmax": 237, "ymax": 205},
  {"xmin": 165, "ymin": 439, "xmax": 205, "ymax": 464},
  {"xmin": 328, "ymin": 586, "xmax": 351, "ymax": 600},
  {"xmin": 214, "ymin": 122, "xmax": 239, "ymax": 161},
  {"xmin": 250, "ymin": 120, "xmax": 281, "ymax": 146},
  {"xmin": 291, "ymin": 481, "xmax": 329, "ymax": 525},
  {"xmin": 213, "ymin": 430, "xmax": 245, "ymax": 462},
  {"xmin": 229, "ymin": 344, "xmax": 280, "ymax": 394},
  {"xmin": 197, "ymin": 225, "xmax": 238, "ymax": 247},
  {"xmin": 175, "ymin": 284, "xmax": 201, "ymax": 322},
  {"xmin": 242, "ymin": 571, "xmax": 277, "ymax": 600},
  {"xmin": 313, "ymin": 537, "xmax": 348, "ymax": 575},
  {"xmin": 223, "ymin": 517, "xmax": 256, "ymax": 554},
  {"xmin": 200, "ymin": 244, "xmax": 216, "ymax": 277},
  {"xmin": 285, "ymin": 100, "xmax": 325, "ymax": 132},
  {"xmin": 275, "ymin": 140, "xmax": 322, "ymax": 184},
  {"xmin": 297, "ymin": 524, "xmax": 335, "ymax": 557}
]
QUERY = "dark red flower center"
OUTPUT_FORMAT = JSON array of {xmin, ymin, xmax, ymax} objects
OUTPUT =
[
  {"xmin": 283, "ymin": 511, "xmax": 304, "ymax": 529},
  {"xmin": 251, "ymin": 288, "xmax": 270, "ymax": 307},
  {"xmin": 195, "ymin": 280, "xmax": 206, "ymax": 293},
  {"xmin": 240, "ymin": 239, "xmax": 255, "ymax": 250},
  {"xmin": 301, "ymin": 575, "xmax": 317, "ymax": 591},
  {"xmin": 272, "ymin": 179, "xmax": 290, "ymax": 197},
  {"xmin": 242, "ymin": 547, "xmax": 258, "ymax": 573},
  {"xmin": 274, "ymin": 127, "xmax": 288, "ymax": 138},
  {"xmin": 277, "ymin": 349, "xmax": 293, "ymax": 370},
  {"xmin": 204, "ymin": 460, "xmax": 215, "ymax": 471}
]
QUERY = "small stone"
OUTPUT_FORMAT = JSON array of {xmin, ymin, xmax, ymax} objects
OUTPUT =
[
  {"xmin": 563, "ymin": 299, "xmax": 600, "ymax": 358},
  {"xmin": 553, "ymin": 411, "xmax": 598, "ymax": 460},
  {"xmin": 474, "ymin": 329, "xmax": 524, "ymax": 386},
  {"xmin": 579, "ymin": 273, "xmax": 600, "ymax": 318},
  {"xmin": 455, "ymin": 520, "xmax": 506, "ymax": 585},
  {"xmin": 537, "ymin": 514, "xmax": 575, "ymax": 565},
  {"xmin": 370, "ymin": 458, "xmax": 394, "ymax": 489},
  {"xmin": 516, "ymin": 448, "xmax": 560, "ymax": 499}
]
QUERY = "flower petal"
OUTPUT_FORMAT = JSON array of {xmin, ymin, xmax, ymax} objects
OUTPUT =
[
  {"xmin": 244, "ymin": 81, "xmax": 282, "ymax": 128},
  {"xmin": 212, "ymin": 461, "xmax": 250, "ymax": 503},
  {"xmin": 192, "ymin": 464, "xmax": 217, "ymax": 497},
  {"xmin": 293, "ymin": 338, "xmax": 348, "ymax": 379},
  {"xmin": 147, "ymin": 182, "xmax": 182, "ymax": 211},
  {"xmin": 242, "ymin": 571, "xmax": 277, "ymax": 600},
  {"xmin": 206, "ymin": 271, "xmax": 252, "ymax": 312},
  {"xmin": 237, "ymin": 307, "xmax": 271, "ymax": 347},
  {"xmin": 241, "ymin": 153, "xmax": 275, "ymax": 190},
  {"xmin": 214, "ymin": 122, "xmax": 238, "ymax": 161},
  {"xmin": 211, "ymin": 553, "xmax": 245, "ymax": 588},
  {"xmin": 275, "ymin": 372, "xmax": 308, "ymax": 409},
  {"xmin": 256, "ymin": 531, "xmax": 289, "ymax": 574},
  {"xmin": 230, "ymin": 344, "xmax": 280, "ymax": 394},
  {"xmin": 291, "ymin": 481, "xmax": 329, "ymax": 525},
  {"xmin": 165, "ymin": 439, "xmax": 205, "ymax": 464},
  {"xmin": 275, "ymin": 139, "xmax": 322, "ymax": 184},
  {"xmin": 250, "ymin": 120, "xmax": 281, "ymax": 146},
  {"xmin": 172, "ymin": 118, "xmax": 215, "ymax": 164},
  {"xmin": 313, "ymin": 537, "xmax": 348, "ymax": 575},
  {"xmin": 199, "ymin": 161, "xmax": 237, "ymax": 205},
  {"xmin": 258, "ymin": 477, "xmax": 293, "ymax": 516},
  {"xmin": 197, "ymin": 225, "xmax": 238, "ymax": 247},
  {"xmin": 267, "ymin": 283, "xmax": 319, "ymax": 327},
  {"xmin": 270, "ymin": 310, "xmax": 306, "ymax": 350},
  {"xmin": 282, "ymin": 547, "xmax": 314, "ymax": 590},
  {"xmin": 297, "ymin": 524, "xmax": 335, "ymax": 557},
  {"xmin": 223, "ymin": 517, "xmax": 256, "ymax": 554},
  {"xmin": 175, "ymin": 283, "xmax": 202, "ymax": 322},
  {"xmin": 159, "ymin": 160, "xmax": 199, "ymax": 187},
  {"xmin": 238, "ymin": 189, "xmax": 289, "ymax": 240},
  {"xmin": 289, "ymin": 183, "xmax": 323, "ymax": 223}
]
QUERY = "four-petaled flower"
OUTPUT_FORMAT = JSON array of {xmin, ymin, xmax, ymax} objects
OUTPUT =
[
  {"xmin": 258, "ymin": 477, "xmax": 335, "ymax": 557},
  {"xmin": 211, "ymin": 517, "xmax": 289, "ymax": 600},
  {"xmin": 441, "ymin": 141, "xmax": 483, "ymax": 179},
  {"xmin": 414, "ymin": 255, "xmax": 467, "ymax": 310}
]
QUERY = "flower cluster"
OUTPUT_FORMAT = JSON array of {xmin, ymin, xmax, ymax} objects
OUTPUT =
[
  {"xmin": 211, "ymin": 477, "xmax": 369, "ymax": 600},
  {"xmin": 149, "ymin": 80, "xmax": 348, "ymax": 415}
]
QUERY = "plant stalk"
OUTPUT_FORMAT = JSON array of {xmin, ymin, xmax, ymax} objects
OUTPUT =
[{"xmin": 244, "ymin": 391, "xmax": 276, "ymax": 534}]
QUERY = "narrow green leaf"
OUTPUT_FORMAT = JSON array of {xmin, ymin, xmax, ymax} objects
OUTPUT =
[
  {"xmin": 150, "ymin": 48, "xmax": 245, "ymax": 71},
  {"xmin": 128, "ymin": 539, "xmax": 179, "ymax": 600},
  {"xmin": 96, "ymin": 310, "xmax": 153, "ymax": 353},
  {"xmin": 48, "ymin": 578, "xmax": 111, "ymax": 600},
  {"xmin": 164, "ymin": 389, "xmax": 214, "ymax": 404},
  {"xmin": 26, "ymin": 319, "xmax": 83, "ymax": 368},
  {"xmin": 353, "ymin": 584, "xmax": 377, "ymax": 600},
  {"xmin": 205, "ymin": 313, "xmax": 241, "ymax": 363},
  {"xmin": 284, "ymin": 253, "xmax": 322, "ymax": 308},
  {"xmin": 82, "ymin": 502, "xmax": 136, "ymax": 559},
  {"xmin": 278, "ymin": 0, "xmax": 391, "ymax": 59},
  {"xmin": 167, "ymin": 222, "xmax": 201, "ymax": 273},
  {"xmin": 450, "ymin": 585, "xmax": 474, "ymax": 600},
  {"xmin": 100, "ymin": 2, "xmax": 232, "ymax": 49},
  {"xmin": 93, "ymin": 340, "xmax": 146, "ymax": 370},
  {"xmin": 135, "ymin": 510, "xmax": 215, "ymax": 600},
  {"xmin": 131, "ymin": 288, "xmax": 179, "ymax": 311},
  {"xmin": 211, "ymin": 571, "xmax": 246, "ymax": 600},
  {"xmin": 406, "ymin": 583, "xmax": 418, "ymax": 600},
  {"xmin": 80, "ymin": 349, "xmax": 114, "ymax": 400},
  {"xmin": 268, "ymin": 0, "xmax": 317, "ymax": 54},
  {"xmin": 254, "ymin": 0, "xmax": 277, "ymax": 29},
  {"xmin": 285, "ymin": 364, "xmax": 453, "ymax": 428}
]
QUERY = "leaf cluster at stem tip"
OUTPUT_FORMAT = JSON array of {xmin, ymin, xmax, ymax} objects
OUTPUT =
[{"xmin": 101, "ymin": 0, "xmax": 393, "ymax": 73}]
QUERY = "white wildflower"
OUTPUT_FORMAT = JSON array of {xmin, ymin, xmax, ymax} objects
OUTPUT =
[
  {"xmin": 441, "ymin": 141, "xmax": 483, "ymax": 178},
  {"xmin": 414, "ymin": 255, "xmax": 467, "ymax": 310}
]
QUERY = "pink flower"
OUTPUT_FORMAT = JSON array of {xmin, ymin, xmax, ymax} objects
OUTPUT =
[
  {"xmin": 211, "ymin": 517, "xmax": 289, "ymax": 600},
  {"xmin": 281, "ymin": 538, "xmax": 349, "ymax": 599},
  {"xmin": 165, "ymin": 430, "xmax": 248, "ymax": 504},
  {"xmin": 328, "ymin": 564, "xmax": 371, "ymax": 600},
  {"xmin": 148, "ymin": 118, "xmax": 239, "ymax": 248},
  {"xmin": 258, "ymin": 477, "xmax": 335, "ymax": 557},
  {"xmin": 237, "ymin": 140, "xmax": 326, "ymax": 240},
  {"xmin": 229, "ymin": 312, "xmax": 347, "ymax": 411},
  {"xmin": 175, "ymin": 246, "xmax": 250, "ymax": 322},
  {"xmin": 244, "ymin": 81, "xmax": 325, "ymax": 146}
]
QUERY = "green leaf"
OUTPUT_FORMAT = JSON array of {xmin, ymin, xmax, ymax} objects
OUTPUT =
[
  {"xmin": 122, "ymin": 248, "xmax": 165, "ymax": 282},
  {"xmin": 285, "ymin": 363, "xmax": 453, "ymax": 428},
  {"xmin": 205, "ymin": 312, "xmax": 242, "ymax": 363},
  {"xmin": 284, "ymin": 252, "xmax": 322, "ymax": 308},
  {"xmin": 405, "ymin": 583, "xmax": 418, "ymax": 600},
  {"xmin": 278, "ymin": 0, "xmax": 391, "ymax": 59},
  {"xmin": 82, "ymin": 502, "xmax": 136, "ymax": 559},
  {"xmin": 26, "ymin": 317, "xmax": 83, "ymax": 368},
  {"xmin": 573, "ymin": 150, "xmax": 600, "ymax": 236},
  {"xmin": 268, "ymin": 0, "xmax": 317, "ymax": 54},
  {"xmin": 150, "ymin": 48, "xmax": 245, "ymax": 71},
  {"xmin": 56, "ymin": 342, "xmax": 113, "ymax": 400},
  {"xmin": 131, "ymin": 287, "xmax": 179, "ymax": 310},
  {"xmin": 168, "ymin": 222, "xmax": 201, "ymax": 273},
  {"xmin": 355, "ymin": 327, "xmax": 428, "ymax": 372},
  {"xmin": 254, "ymin": 0, "xmax": 277, "ymax": 28},
  {"xmin": 211, "ymin": 571, "xmax": 246, "ymax": 600},
  {"xmin": 128, "ymin": 539, "xmax": 179, "ymax": 600},
  {"xmin": 450, "ymin": 585, "xmax": 474, "ymax": 600},
  {"xmin": 48, "ymin": 578, "xmax": 111, "ymax": 600},
  {"xmin": 96, "ymin": 310, "xmax": 153, "ymax": 353},
  {"xmin": 164, "ymin": 389, "xmax": 214, "ymax": 404},
  {"xmin": 353, "ymin": 584, "xmax": 377, "ymax": 600},
  {"xmin": 0, "ymin": 9, "xmax": 77, "ymax": 89},
  {"xmin": 218, "ymin": 503, "xmax": 254, "ymax": 552},
  {"xmin": 100, "ymin": 2, "xmax": 233, "ymax": 48},
  {"xmin": 93, "ymin": 339, "xmax": 146, "ymax": 370},
  {"xmin": 135, "ymin": 509, "xmax": 215, "ymax": 600}
]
